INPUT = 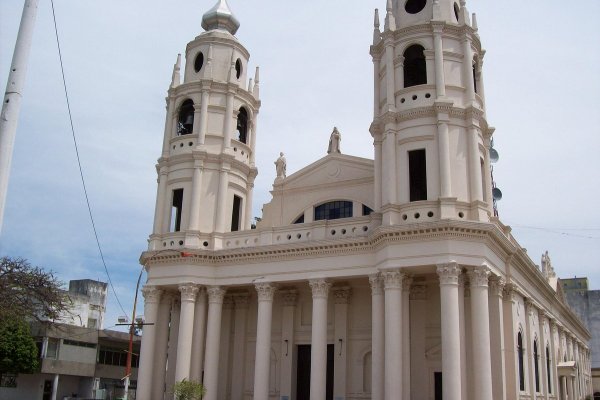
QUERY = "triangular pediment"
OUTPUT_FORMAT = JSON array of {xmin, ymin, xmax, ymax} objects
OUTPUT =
[{"xmin": 278, "ymin": 153, "xmax": 374, "ymax": 191}]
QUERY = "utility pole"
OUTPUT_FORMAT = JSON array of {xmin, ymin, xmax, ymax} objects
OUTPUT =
[{"xmin": 0, "ymin": 0, "xmax": 39, "ymax": 233}]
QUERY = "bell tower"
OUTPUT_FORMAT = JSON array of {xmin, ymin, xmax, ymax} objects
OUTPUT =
[
  {"xmin": 149, "ymin": 0, "xmax": 260, "ymax": 251},
  {"xmin": 370, "ymin": 0, "xmax": 494, "ymax": 225}
]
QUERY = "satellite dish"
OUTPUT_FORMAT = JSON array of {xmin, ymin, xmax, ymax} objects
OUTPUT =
[
  {"xmin": 492, "ymin": 187, "xmax": 503, "ymax": 201},
  {"xmin": 489, "ymin": 148, "xmax": 499, "ymax": 163}
]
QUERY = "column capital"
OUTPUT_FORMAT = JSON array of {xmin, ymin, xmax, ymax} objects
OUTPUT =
[
  {"xmin": 332, "ymin": 286, "xmax": 352, "ymax": 304},
  {"xmin": 467, "ymin": 265, "xmax": 490, "ymax": 287},
  {"xmin": 369, "ymin": 274, "xmax": 384, "ymax": 296},
  {"xmin": 381, "ymin": 269, "xmax": 405, "ymax": 290},
  {"xmin": 436, "ymin": 262, "xmax": 462, "ymax": 285},
  {"xmin": 142, "ymin": 285, "xmax": 163, "ymax": 304},
  {"xmin": 178, "ymin": 283, "xmax": 199, "ymax": 303},
  {"xmin": 255, "ymin": 282, "xmax": 277, "ymax": 302},
  {"xmin": 280, "ymin": 289, "xmax": 298, "ymax": 306},
  {"xmin": 309, "ymin": 279, "xmax": 331, "ymax": 299},
  {"xmin": 410, "ymin": 284, "xmax": 428, "ymax": 300},
  {"xmin": 488, "ymin": 276, "xmax": 506, "ymax": 297},
  {"xmin": 232, "ymin": 291, "xmax": 251, "ymax": 308},
  {"xmin": 206, "ymin": 286, "xmax": 226, "ymax": 304}
]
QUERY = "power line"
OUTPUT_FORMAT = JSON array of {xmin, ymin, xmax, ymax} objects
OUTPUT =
[
  {"xmin": 50, "ymin": 0, "xmax": 128, "ymax": 318},
  {"xmin": 512, "ymin": 225, "xmax": 600, "ymax": 240}
]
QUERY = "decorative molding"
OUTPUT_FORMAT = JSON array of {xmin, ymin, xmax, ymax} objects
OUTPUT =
[
  {"xmin": 207, "ymin": 286, "xmax": 226, "ymax": 304},
  {"xmin": 142, "ymin": 286, "xmax": 163, "ymax": 304},
  {"xmin": 436, "ymin": 262, "xmax": 461, "ymax": 285},
  {"xmin": 178, "ymin": 283, "xmax": 199, "ymax": 303},
  {"xmin": 255, "ymin": 282, "xmax": 277, "ymax": 302},
  {"xmin": 467, "ymin": 265, "xmax": 490, "ymax": 287},
  {"xmin": 332, "ymin": 286, "xmax": 352, "ymax": 304},
  {"xmin": 280, "ymin": 289, "xmax": 299, "ymax": 307},
  {"xmin": 489, "ymin": 276, "xmax": 506, "ymax": 297},
  {"xmin": 410, "ymin": 284, "xmax": 427, "ymax": 300},
  {"xmin": 369, "ymin": 274, "xmax": 383, "ymax": 296},
  {"xmin": 381, "ymin": 269, "xmax": 404, "ymax": 290},
  {"xmin": 309, "ymin": 279, "xmax": 331, "ymax": 299}
]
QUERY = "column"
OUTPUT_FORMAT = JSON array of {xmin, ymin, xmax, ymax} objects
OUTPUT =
[
  {"xmin": 432, "ymin": 23, "xmax": 446, "ymax": 98},
  {"xmin": 137, "ymin": 286, "xmax": 163, "ymax": 400},
  {"xmin": 165, "ymin": 298, "xmax": 181, "ymax": 399},
  {"xmin": 462, "ymin": 35, "xmax": 475, "ymax": 104},
  {"xmin": 384, "ymin": 39, "xmax": 396, "ymax": 112},
  {"xmin": 218, "ymin": 297, "xmax": 234, "ymax": 399},
  {"xmin": 489, "ymin": 277, "xmax": 507, "ymax": 400},
  {"xmin": 467, "ymin": 124, "xmax": 483, "ymax": 203},
  {"xmin": 369, "ymin": 275, "xmax": 384, "ymax": 400},
  {"xmin": 175, "ymin": 284, "xmax": 199, "ymax": 382},
  {"xmin": 437, "ymin": 262, "xmax": 462, "ymax": 400},
  {"xmin": 279, "ymin": 290, "xmax": 298, "ymax": 400},
  {"xmin": 309, "ymin": 279, "xmax": 331, "ymax": 400},
  {"xmin": 410, "ymin": 284, "xmax": 427, "ymax": 400},
  {"xmin": 161, "ymin": 99, "xmax": 175, "ymax": 156},
  {"xmin": 402, "ymin": 276, "xmax": 413, "ymax": 400},
  {"xmin": 190, "ymin": 288, "xmax": 207, "ymax": 383},
  {"xmin": 245, "ymin": 182, "xmax": 254, "ymax": 230},
  {"xmin": 152, "ymin": 168, "xmax": 168, "ymax": 235},
  {"xmin": 458, "ymin": 274, "xmax": 468, "ymax": 400},
  {"xmin": 249, "ymin": 119, "xmax": 257, "ymax": 165},
  {"xmin": 215, "ymin": 167, "xmax": 229, "ymax": 232},
  {"xmin": 198, "ymin": 89, "xmax": 209, "ymax": 145},
  {"xmin": 539, "ymin": 311, "xmax": 549, "ymax": 400},
  {"xmin": 525, "ymin": 300, "xmax": 536, "ymax": 396},
  {"xmin": 230, "ymin": 292, "xmax": 250, "ymax": 400},
  {"xmin": 50, "ymin": 374, "xmax": 59, "ymax": 400},
  {"xmin": 437, "ymin": 121, "xmax": 452, "ymax": 198},
  {"xmin": 203, "ymin": 286, "xmax": 226, "ymax": 400},
  {"xmin": 188, "ymin": 162, "xmax": 204, "ymax": 231},
  {"xmin": 382, "ymin": 269, "xmax": 404, "ymax": 400},
  {"xmin": 468, "ymin": 266, "xmax": 494, "ymax": 400},
  {"xmin": 152, "ymin": 293, "xmax": 174, "ymax": 400},
  {"xmin": 223, "ymin": 91, "xmax": 234, "ymax": 148},
  {"xmin": 382, "ymin": 130, "xmax": 397, "ymax": 205},
  {"xmin": 561, "ymin": 376, "xmax": 568, "ymax": 400},
  {"xmin": 374, "ymin": 135, "xmax": 383, "ymax": 210},
  {"xmin": 253, "ymin": 283, "xmax": 277, "ymax": 400},
  {"xmin": 333, "ymin": 286, "xmax": 351, "ymax": 400},
  {"xmin": 373, "ymin": 57, "xmax": 381, "ymax": 117},
  {"xmin": 192, "ymin": 103, "xmax": 202, "ymax": 136}
]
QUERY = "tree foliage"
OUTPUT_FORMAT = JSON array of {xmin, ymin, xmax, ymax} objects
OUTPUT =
[
  {"xmin": 173, "ymin": 379, "xmax": 206, "ymax": 400},
  {"xmin": 0, "ymin": 318, "xmax": 39, "ymax": 373},
  {"xmin": 0, "ymin": 256, "xmax": 70, "ymax": 323}
]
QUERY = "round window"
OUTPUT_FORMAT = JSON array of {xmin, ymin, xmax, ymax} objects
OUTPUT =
[
  {"xmin": 405, "ymin": 0, "xmax": 426, "ymax": 14},
  {"xmin": 194, "ymin": 52, "xmax": 204, "ymax": 73},
  {"xmin": 235, "ymin": 58, "xmax": 242, "ymax": 79}
]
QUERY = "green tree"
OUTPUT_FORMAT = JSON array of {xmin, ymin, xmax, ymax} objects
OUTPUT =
[
  {"xmin": 0, "ymin": 256, "xmax": 70, "ymax": 323},
  {"xmin": 173, "ymin": 379, "xmax": 206, "ymax": 400},
  {"xmin": 0, "ymin": 318, "xmax": 38, "ymax": 373}
]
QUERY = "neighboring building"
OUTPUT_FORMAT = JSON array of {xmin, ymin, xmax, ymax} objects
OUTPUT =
[
  {"xmin": 0, "ymin": 279, "xmax": 138, "ymax": 400},
  {"xmin": 137, "ymin": 1, "xmax": 592, "ymax": 400},
  {"xmin": 561, "ymin": 273, "xmax": 600, "ymax": 396}
]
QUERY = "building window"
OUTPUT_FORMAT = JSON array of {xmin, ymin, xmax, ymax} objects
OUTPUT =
[
  {"xmin": 314, "ymin": 201, "xmax": 353, "ymax": 221},
  {"xmin": 403, "ymin": 45, "xmax": 427, "ymax": 88},
  {"xmin": 362, "ymin": 204, "xmax": 374, "ymax": 216},
  {"xmin": 87, "ymin": 318, "xmax": 97, "ymax": 329},
  {"xmin": 194, "ymin": 52, "xmax": 204, "ymax": 73},
  {"xmin": 409, "ymin": 149, "xmax": 427, "ymax": 201},
  {"xmin": 237, "ymin": 107, "xmax": 248, "ymax": 144},
  {"xmin": 534, "ymin": 340, "xmax": 540, "ymax": 392},
  {"xmin": 546, "ymin": 345, "xmax": 552, "ymax": 394},
  {"xmin": 0, "ymin": 373, "xmax": 17, "ymax": 388},
  {"xmin": 171, "ymin": 189, "xmax": 183, "ymax": 232},
  {"xmin": 231, "ymin": 195, "xmax": 242, "ymax": 232},
  {"xmin": 46, "ymin": 338, "xmax": 59, "ymax": 359},
  {"xmin": 453, "ymin": 2, "xmax": 460, "ymax": 21},
  {"xmin": 473, "ymin": 57, "xmax": 479, "ymax": 94},
  {"xmin": 293, "ymin": 214, "xmax": 304, "ymax": 224},
  {"xmin": 177, "ymin": 99, "xmax": 194, "ymax": 135},
  {"xmin": 518, "ymin": 332, "xmax": 525, "ymax": 391},
  {"xmin": 235, "ymin": 58, "xmax": 242, "ymax": 79},
  {"xmin": 404, "ymin": 0, "xmax": 426, "ymax": 14},
  {"xmin": 63, "ymin": 339, "xmax": 97, "ymax": 349},
  {"xmin": 99, "ymin": 347, "xmax": 139, "ymax": 368}
]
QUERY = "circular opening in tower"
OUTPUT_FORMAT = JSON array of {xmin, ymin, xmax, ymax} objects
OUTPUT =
[
  {"xmin": 235, "ymin": 58, "xmax": 242, "ymax": 79},
  {"xmin": 405, "ymin": 0, "xmax": 427, "ymax": 14},
  {"xmin": 194, "ymin": 52, "xmax": 204, "ymax": 73}
]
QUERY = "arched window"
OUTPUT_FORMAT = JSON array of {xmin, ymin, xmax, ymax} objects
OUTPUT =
[
  {"xmin": 518, "ymin": 332, "xmax": 525, "ymax": 391},
  {"xmin": 453, "ymin": 3, "xmax": 460, "ymax": 22},
  {"xmin": 403, "ymin": 45, "xmax": 427, "ymax": 88},
  {"xmin": 236, "ymin": 107, "xmax": 248, "ymax": 144},
  {"xmin": 314, "ymin": 201, "xmax": 353, "ymax": 221},
  {"xmin": 534, "ymin": 340, "xmax": 540, "ymax": 392},
  {"xmin": 472, "ymin": 56, "xmax": 479, "ymax": 94},
  {"xmin": 177, "ymin": 99, "xmax": 194, "ymax": 135},
  {"xmin": 546, "ymin": 345, "xmax": 552, "ymax": 394}
]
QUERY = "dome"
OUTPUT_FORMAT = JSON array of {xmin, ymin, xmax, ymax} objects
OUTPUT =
[{"xmin": 201, "ymin": 0, "xmax": 240, "ymax": 35}]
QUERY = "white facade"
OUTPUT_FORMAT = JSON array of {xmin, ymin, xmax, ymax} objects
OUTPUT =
[{"xmin": 137, "ymin": 1, "xmax": 592, "ymax": 400}]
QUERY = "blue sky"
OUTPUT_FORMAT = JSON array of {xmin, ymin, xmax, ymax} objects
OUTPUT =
[{"xmin": 1, "ymin": 0, "xmax": 599, "ymax": 330}]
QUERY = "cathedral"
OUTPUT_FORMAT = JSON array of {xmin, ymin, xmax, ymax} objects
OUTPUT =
[{"xmin": 136, "ymin": 1, "xmax": 592, "ymax": 399}]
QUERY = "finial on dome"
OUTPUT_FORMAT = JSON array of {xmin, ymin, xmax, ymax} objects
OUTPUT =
[{"xmin": 201, "ymin": 0, "xmax": 240, "ymax": 35}]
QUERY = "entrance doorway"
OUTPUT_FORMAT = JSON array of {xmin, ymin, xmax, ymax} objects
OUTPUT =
[{"xmin": 296, "ymin": 344, "xmax": 334, "ymax": 400}]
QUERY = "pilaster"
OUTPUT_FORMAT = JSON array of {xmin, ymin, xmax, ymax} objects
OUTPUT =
[
  {"xmin": 333, "ymin": 286, "xmax": 351, "ymax": 400},
  {"xmin": 309, "ymin": 279, "xmax": 331, "ymax": 400}
]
